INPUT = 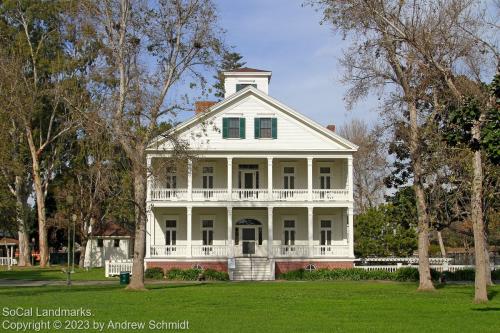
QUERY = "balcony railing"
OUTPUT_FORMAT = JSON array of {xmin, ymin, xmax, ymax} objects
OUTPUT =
[
  {"xmin": 149, "ymin": 245, "xmax": 350, "ymax": 258},
  {"xmin": 150, "ymin": 188, "xmax": 350, "ymax": 201}
]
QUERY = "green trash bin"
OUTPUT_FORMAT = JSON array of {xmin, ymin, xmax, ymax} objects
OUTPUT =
[{"xmin": 120, "ymin": 271, "xmax": 130, "ymax": 285}]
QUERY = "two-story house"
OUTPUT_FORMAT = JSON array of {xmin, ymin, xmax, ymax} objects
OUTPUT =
[{"xmin": 145, "ymin": 68, "xmax": 357, "ymax": 280}]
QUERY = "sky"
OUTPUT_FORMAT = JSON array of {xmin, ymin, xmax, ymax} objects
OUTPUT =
[{"xmin": 176, "ymin": 0, "xmax": 380, "ymax": 129}]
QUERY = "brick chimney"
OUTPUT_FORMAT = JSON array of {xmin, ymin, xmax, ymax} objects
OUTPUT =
[
  {"xmin": 195, "ymin": 101, "xmax": 217, "ymax": 114},
  {"xmin": 326, "ymin": 124, "xmax": 336, "ymax": 132}
]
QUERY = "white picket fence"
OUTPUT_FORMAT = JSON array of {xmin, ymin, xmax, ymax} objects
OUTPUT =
[
  {"xmin": 104, "ymin": 259, "xmax": 133, "ymax": 277},
  {"xmin": 0, "ymin": 257, "xmax": 17, "ymax": 266},
  {"xmin": 356, "ymin": 264, "xmax": 500, "ymax": 273}
]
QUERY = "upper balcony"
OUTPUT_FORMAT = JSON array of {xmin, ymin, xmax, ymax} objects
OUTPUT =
[{"xmin": 148, "ymin": 156, "xmax": 353, "ymax": 203}]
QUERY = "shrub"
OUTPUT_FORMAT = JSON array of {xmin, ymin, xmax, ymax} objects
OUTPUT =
[
  {"xmin": 443, "ymin": 269, "xmax": 475, "ymax": 281},
  {"xmin": 492, "ymin": 269, "xmax": 500, "ymax": 280},
  {"xmin": 203, "ymin": 269, "xmax": 229, "ymax": 281},
  {"xmin": 165, "ymin": 268, "xmax": 228, "ymax": 281},
  {"xmin": 145, "ymin": 267, "xmax": 164, "ymax": 279}
]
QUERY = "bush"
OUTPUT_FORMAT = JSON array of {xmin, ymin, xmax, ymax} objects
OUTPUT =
[
  {"xmin": 145, "ymin": 267, "xmax": 164, "ymax": 279},
  {"xmin": 492, "ymin": 269, "xmax": 500, "ymax": 280},
  {"xmin": 165, "ymin": 268, "xmax": 228, "ymax": 281},
  {"xmin": 279, "ymin": 268, "xmax": 396, "ymax": 281},
  {"xmin": 394, "ymin": 267, "xmax": 419, "ymax": 282}
]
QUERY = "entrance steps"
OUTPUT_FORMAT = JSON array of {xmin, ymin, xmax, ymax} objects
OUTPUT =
[{"xmin": 231, "ymin": 257, "xmax": 274, "ymax": 281}]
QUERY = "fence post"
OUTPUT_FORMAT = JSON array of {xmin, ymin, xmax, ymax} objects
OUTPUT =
[
  {"xmin": 442, "ymin": 261, "xmax": 449, "ymax": 272},
  {"xmin": 105, "ymin": 260, "xmax": 109, "ymax": 277}
]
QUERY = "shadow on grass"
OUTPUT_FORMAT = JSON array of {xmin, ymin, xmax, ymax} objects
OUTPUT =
[
  {"xmin": 487, "ymin": 289, "xmax": 498, "ymax": 300},
  {"xmin": 147, "ymin": 282, "xmax": 213, "ymax": 291},
  {"xmin": 471, "ymin": 307, "xmax": 500, "ymax": 312},
  {"xmin": 0, "ymin": 285, "xmax": 121, "ymax": 298}
]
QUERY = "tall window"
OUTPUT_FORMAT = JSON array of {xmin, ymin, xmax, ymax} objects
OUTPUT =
[
  {"xmin": 320, "ymin": 220, "xmax": 332, "ymax": 248},
  {"xmin": 166, "ymin": 167, "xmax": 177, "ymax": 189},
  {"xmin": 320, "ymin": 167, "xmax": 331, "ymax": 189},
  {"xmin": 165, "ymin": 220, "xmax": 177, "ymax": 247},
  {"xmin": 228, "ymin": 118, "xmax": 240, "ymax": 138},
  {"xmin": 283, "ymin": 167, "xmax": 295, "ymax": 190},
  {"xmin": 202, "ymin": 220, "xmax": 214, "ymax": 246},
  {"xmin": 283, "ymin": 220, "xmax": 296, "ymax": 247}
]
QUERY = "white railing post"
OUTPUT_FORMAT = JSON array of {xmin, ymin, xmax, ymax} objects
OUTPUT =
[
  {"xmin": 105, "ymin": 260, "xmax": 109, "ymax": 277},
  {"xmin": 307, "ymin": 157, "xmax": 313, "ymax": 201}
]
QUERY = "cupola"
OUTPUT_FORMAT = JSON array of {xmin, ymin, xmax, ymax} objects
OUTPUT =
[{"xmin": 223, "ymin": 67, "xmax": 272, "ymax": 98}]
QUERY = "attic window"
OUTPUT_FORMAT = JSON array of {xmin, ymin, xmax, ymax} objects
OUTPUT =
[
  {"xmin": 236, "ymin": 84, "xmax": 256, "ymax": 92},
  {"xmin": 97, "ymin": 239, "xmax": 103, "ymax": 247},
  {"xmin": 114, "ymin": 239, "xmax": 120, "ymax": 247}
]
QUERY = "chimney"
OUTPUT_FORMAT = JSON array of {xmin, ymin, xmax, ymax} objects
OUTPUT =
[
  {"xmin": 326, "ymin": 124, "xmax": 336, "ymax": 132},
  {"xmin": 195, "ymin": 101, "xmax": 217, "ymax": 114}
]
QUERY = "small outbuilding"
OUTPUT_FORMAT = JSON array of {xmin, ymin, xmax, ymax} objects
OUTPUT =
[{"xmin": 84, "ymin": 222, "xmax": 133, "ymax": 268}]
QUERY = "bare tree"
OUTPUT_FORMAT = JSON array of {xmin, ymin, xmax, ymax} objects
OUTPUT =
[
  {"xmin": 338, "ymin": 119, "xmax": 388, "ymax": 213},
  {"xmin": 80, "ymin": 0, "xmax": 224, "ymax": 289}
]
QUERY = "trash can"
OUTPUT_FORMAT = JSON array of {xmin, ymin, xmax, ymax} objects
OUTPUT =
[{"xmin": 120, "ymin": 271, "xmax": 130, "ymax": 285}]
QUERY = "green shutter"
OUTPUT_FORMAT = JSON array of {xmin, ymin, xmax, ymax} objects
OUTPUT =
[
  {"xmin": 254, "ymin": 118, "xmax": 260, "ymax": 139},
  {"xmin": 272, "ymin": 118, "xmax": 277, "ymax": 139},
  {"xmin": 240, "ymin": 118, "xmax": 246, "ymax": 139},
  {"xmin": 222, "ymin": 118, "xmax": 229, "ymax": 138}
]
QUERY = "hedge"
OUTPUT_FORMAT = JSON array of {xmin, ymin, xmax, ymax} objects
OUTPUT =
[
  {"xmin": 145, "ymin": 267, "xmax": 164, "ymax": 280},
  {"xmin": 277, "ymin": 267, "xmax": 497, "ymax": 282},
  {"xmin": 165, "ymin": 268, "xmax": 229, "ymax": 281}
]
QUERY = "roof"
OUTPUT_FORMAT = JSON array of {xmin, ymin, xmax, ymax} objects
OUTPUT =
[
  {"xmin": 223, "ymin": 67, "xmax": 270, "ymax": 73},
  {"xmin": 0, "ymin": 238, "xmax": 19, "ymax": 245},
  {"xmin": 91, "ymin": 222, "xmax": 133, "ymax": 238},
  {"xmin": 148, "ymin": 85, "xmax": 358, "ymax": 151}
]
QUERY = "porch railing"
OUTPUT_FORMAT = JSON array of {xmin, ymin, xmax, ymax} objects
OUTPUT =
[
  {"xmin": 150, "ymin": 189, "xmax": 188, "ymax": 201},
  {"xmin": 191, "ymin": 189, "xmax": 229, "ymax": 201},
  {"xmin": 191, "ymin": 245, "xmax": 229, "ymax": 257},
  {"xmin": 0, "ymin": 257, "xmax": 17, "ymax": 266},
  {"xmin": 313, "ymin": 245, "xmax": 350, "ymax": 257},
  {"xmin": 312, "ymin": 189, "xmax": 349, "ymax": 201},
  {"xmin": 150, "ymin": 245, "xmax": 187, "ymax": 257},
  {"xmin": 272, "ymin": 189, "xmax": 308, "ymax": 201},
  {"xmin": 272, "ymin": 245, "xmax": 310, "ymax": 257},
  {"xmin": 232, "ymin": 189, "xmax": 269, "ymax": 201}
]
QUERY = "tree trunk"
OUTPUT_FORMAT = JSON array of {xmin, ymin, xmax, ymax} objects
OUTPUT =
[
  {"xmin": 471, "ymin": 121, "xmax": 488, "ymax": 302},
  {"xmin": 15, "ymin": 175, "xmax": 31, "ymax": 267},
  {"xmin": 437, "ymin": 231, "xmax": 446, "ymax": 258},
  {"xmin": 408, "ymin": 102, "xmax": 435, "ymax": 291},
  {"xmin": 79, "ymin": 238, "xmax": 87, "ymax": 269},
  {"xmin": 127, "ymin": 166, "xmax": 147, "ymax": 290}
]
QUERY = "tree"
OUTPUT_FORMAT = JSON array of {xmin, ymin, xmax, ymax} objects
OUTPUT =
[
  {"xmin": 0, "ymin": 0, "xmax": 89, "ymax": 267},
  {"xmin": 338, "ymin": 119, "xmax": 388, "ymax": 213},
  {"xmin": 80, "ymin": 0, "xmax": 224, "ymax": 289},
  {"xmin": 213, "ymin": 51, "xmax": 245, "ymax": 99}
]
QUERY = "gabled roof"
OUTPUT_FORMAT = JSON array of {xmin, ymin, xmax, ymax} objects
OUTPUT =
[
  {"xmin": 148, "ymin": 85, "xmax": 358, "ymax": 151},
  {"xmin": 91, "ymin": 222, "xmax": 133, "ymax": 238}
]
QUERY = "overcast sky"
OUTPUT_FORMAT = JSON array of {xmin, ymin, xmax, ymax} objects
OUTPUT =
[{"xmin": 175, "ymin": 0, "xmax": 380, "ymax": 129}]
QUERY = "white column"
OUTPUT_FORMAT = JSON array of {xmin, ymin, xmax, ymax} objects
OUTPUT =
[
  {"xmin": 146, "ymin": 204, "xmax": 152, "ymax": 258},
  {"xmin": 227, "ymin": 207, "xmax": 233, "ymax": 257},
  {"xmin": 307, "ymin": 157, "xmax": 313, "ymax": 201},
  {"xmin": 227, "ymin": 157, "xmax": 233, "ymax": 200},
  {"xmin": 186, "ymin": 206, "xmax": 192, "ymax": 257},
  {"xmin": 187, "ymin": 159, "xmax": 193, "ymax": 201},
  {"xmin": 268, "ymin": 206, "xmax": 273, "ymax": 258},
  {"xmin": 308, "ymin": 206, "xmax": 314, "ymax": 257},
  {"xmin": 267, "ymin": 157, "xmax": 273, "ymax": 199},
  {"xmin": 347, "ymin": 156, "xmax": 353, "ymax": 201},
  {"xmin": 146, "ymin": 156, "xmax": 152, "ymax": 201},
  {"xmin": 347, "ymin": 207, "xmax": 354, "ymax": 258}
]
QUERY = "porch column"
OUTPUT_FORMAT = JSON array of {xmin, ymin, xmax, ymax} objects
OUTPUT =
[
  {"xmin": 267, "ymin": 157, "xmax": 273, "ymax": 200},
  {"xmin": 227, "ymin": 157, "xmax": 233, "ymax": 200},
  {"xmin": 307, "ymin": 157, "xmax": 313, "ymax": 201},
  {"xmin": 347, "ymin": 156, "xmax": 353, "ymax": 201},
  {"xmin": 347, "ymin": 207, "xmax": 354, "ymax": 258},
  {"xmin": 186, "ymin": 206, "xmax": 192, "ymax": 257},
  {"xmin": 146, "ymin": 156, "xmax": 152, "ymax": 201},
  {"xmin": 308, "ymin": 206, "xmax": 314, "ymax": 256},
  {"xmin": 187, "ymin": 159, "xmax": 193, "ymax": 201},
  {"xmin": 146, "ymin": 204, "xmax": 152, "ymax": 258},
  {"xmin": 227, "ymin": 207, "xmax": 233, "ymax": 257},
  {"xmin": 268, "ymin": 206, "xmax": 273, "ymax": 258}
]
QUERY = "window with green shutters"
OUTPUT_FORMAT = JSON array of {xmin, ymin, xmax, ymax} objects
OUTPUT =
[
  {"xmin": 254, "ymin": 117, "xmax": 277, "ymax": 139},
  {"xmin": 222, "ymin": 117, "xmax": 245, "ymax": 139}
]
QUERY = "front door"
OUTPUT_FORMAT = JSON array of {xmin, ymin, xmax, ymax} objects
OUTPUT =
[{"xmin": 242, "ymin": 228, "xmax": 256, "ymax": 255}]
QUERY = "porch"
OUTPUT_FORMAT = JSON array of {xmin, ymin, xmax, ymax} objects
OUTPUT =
[{"xmin": 146, "ymin": 206, "xmax": 354, "ymax": 260}]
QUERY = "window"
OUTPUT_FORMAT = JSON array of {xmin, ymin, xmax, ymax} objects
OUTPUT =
[
  {"xmin": 319, "ymin": 166, "xmax": 331, "ymax": 190},
  {"xmin": 283, "ymin": 167, "xmax": 295, "ymax": 190},
  {"xmin": 283, "ymin": 220, "xmax": 296, "ymax": 247},
  {"xmin": 258, "ymin": 227, "xmax": 263, "ymax": 245},
  {"xmin": 223, "ymin": 118, "xmax": 245, "ymax": 139},
  {"xmin": 236, "ymin": 83, "xmax": 257, "ymax": 92},
  {"xmin": 235, "ymin": 228, "xmax": 239, "ymax": 245},
  {"xmin": 202, "ymin": 166, "xmax": 214, "ymax": 190},
  {"xmin": 320, "ymin": 220, "xmax": 332, "ymax": 246},
  {"xmin": 113, "ymin": 239, "xmax": 120, "ymax": 247},
  {"xmin": 201, "ymin": 219, "xmax": 214, "ymax": 246},
  {"xmin": 166, "ymin": 167, "xmax": 177, "ymax": 189},
  {"xmin": 254, "ymin": 118, "xmax": 277, "ymax": 139},
  {"xmin": 165, "ymin": 220, "xmax": 177, "ymax": 246},
  {"xmin": 97, "ymin": 239, "xmax": 103, "ymax": 247},
  {"xmin": 305, "ymin": 264, "xmax": 316, "ymax": 272}
]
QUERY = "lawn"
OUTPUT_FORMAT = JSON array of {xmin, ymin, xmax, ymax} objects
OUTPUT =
[
  {"xmin": 0, "ymin": 266, "xmax": 111, "ymax": 281},
  {"xmin": 0, "ymin": 281, "xmax": 498, "ymax": 332}
]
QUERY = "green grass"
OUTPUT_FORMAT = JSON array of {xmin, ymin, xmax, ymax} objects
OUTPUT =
[
  {"xmin": 0, "ymin": 266, "xmax": 112, "ymax": 281},
  {"xmin": 0, "ymin": 281, "xmax": 498, "ymax": 332}
]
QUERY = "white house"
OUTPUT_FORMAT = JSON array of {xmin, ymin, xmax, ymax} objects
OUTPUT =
[
  {"xmin": 145, "ymin": 67, "xmax": 357, "ymax": 280},
  {"xmin": 84, "ymin": 222, "xmax": 133, "ymax": 268}
]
